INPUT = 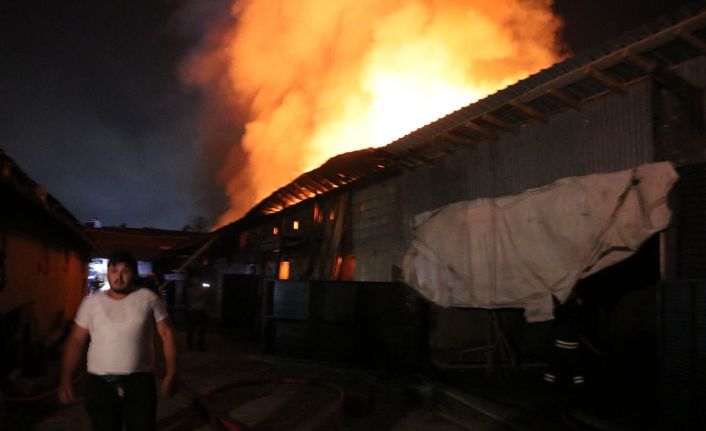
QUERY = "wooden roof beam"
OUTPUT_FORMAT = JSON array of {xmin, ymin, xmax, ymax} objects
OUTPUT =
[
  {"xmin": 547, "ymin": 88, "xmax": 584, "ymax": 109},
  {"xmin": 675, "ymin": 29, "xmax": 706, "ymax": 54},
  {"xmin": 625, "ymin": 51, "xmax": 702, "ymax": 111},
  {"xmin": 481, "ymin": 113, "xmax": 517, "ymax": 132},
  {"xmin": 319, "ymin": 177, "xmax": 340, "ymax": 189},
  {"xmin": 286, "ymin": 185, "xmax": 309, "ymax": 201},
  {"xmin": 584, "ymin": 66, "xmax": 626, "ymax": 92},
  {"xmin": 405, "ymin": 147, "xmax": 439, "ymax": 166},
  {"xmin": 292, "ymin": 181, "xmax": 318, "ymax": 198},
  {"xmin": 300, "ymin": 177, "xmax": 327, "ymax": 194},
  {"xmin": 623, "ymin": 51, "xmax": 658, "ymax": 71},
  {"xmin": 439, "ymin": 131, "xmax": 469, "ymax": 147},
  {"xmin": 463, "ymin": 120, "xmax": 499, "ymax": 140},
  {"xmin": 272, "ymin": 191, "xmax": 297, "ymax": 207},
  {"xmin": 508, "ymin": 100, "xmax": 548, "ymax": 123},
  {"xmin": 428, "ymin": 137, "xmax": 460, "ymax": 156},
  {"xmin": 395, "ymin": 157, "xmax": 425, "ymax": 169}
]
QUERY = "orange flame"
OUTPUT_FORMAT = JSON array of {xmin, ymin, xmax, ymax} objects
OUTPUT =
[{"xmin": 186, "ymin": 0, "xmax": 565, "ymax": 227}]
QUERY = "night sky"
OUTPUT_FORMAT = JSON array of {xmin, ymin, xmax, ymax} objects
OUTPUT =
[{"xmin": 1, "ymin": 0, "xmax": 696, "ymax": 230}]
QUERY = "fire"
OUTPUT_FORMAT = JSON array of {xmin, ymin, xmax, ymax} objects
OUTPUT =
[{"xmin": 186, "ymin": 0, "xmax": 565, "ymax": 227}]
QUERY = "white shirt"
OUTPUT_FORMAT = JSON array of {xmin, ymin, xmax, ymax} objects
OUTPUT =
[{"xmin": 74, "ymin": 288, "xmax": 168, "ymax": 375}]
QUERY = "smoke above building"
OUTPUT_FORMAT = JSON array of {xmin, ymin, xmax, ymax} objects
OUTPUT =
[{"xmin": 184, "ymin": 0, "xmax": 566, "ymax": 227}]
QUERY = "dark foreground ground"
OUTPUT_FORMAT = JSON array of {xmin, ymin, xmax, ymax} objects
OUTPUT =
[{"xmin": 2, "ymin": 328, "xmax": 647, "ymax": 431}]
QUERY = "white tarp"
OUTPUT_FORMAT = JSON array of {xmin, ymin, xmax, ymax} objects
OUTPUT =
[{"xmin": 403, "ymin": 162, "xmax": 679, "ymax": 322}]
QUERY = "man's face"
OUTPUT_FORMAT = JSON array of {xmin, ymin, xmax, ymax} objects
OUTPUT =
[{"xmin": 107, "ymin": 262, "xmax": 135, "ymax": 294}]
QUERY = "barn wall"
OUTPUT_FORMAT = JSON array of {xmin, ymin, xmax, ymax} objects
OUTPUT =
[
  {"xmin": 403, "ymin": 79, "xmax": 655, "ymax": 217},
  {"xmin": 673, "ymin": 56, "xmax": 706, "ymax": 124},
  {"xmin": 654, "ymin": 56, "xmax": 706, "ymax": 164},
  {"xmin": 351, "ymin": 177, "xmax": 406, "ymax": 282},
  {"xmin": 1, "ymin": 231, "xmax": 86, "ymax": 343},
  {"xmin": 397, "ymin": 74, "xmax": 675, "ymax": 352}
]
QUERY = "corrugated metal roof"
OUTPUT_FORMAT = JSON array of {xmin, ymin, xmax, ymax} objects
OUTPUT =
[{"xmin": 221, "ymin": 3, "xmax": 706, "ymax": 232}]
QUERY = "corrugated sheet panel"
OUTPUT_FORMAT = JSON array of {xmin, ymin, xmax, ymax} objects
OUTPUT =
[
  {"xmin": 672, "ymin": 56, "xmax": 706, "ymax": 127},
  {"xmin": 268, "ymin": 281, "xmax": 310, "ymax": 320},
  {"xmin": 352, "ymin": 177, "xmax": 406, "ymax": 281},
  {"xmin": 495, "ymin": 80, "xmax": 654, "ymax": 197},
  {"xmin": 403, "ymin": 80, "xmax": 654, "ymax": 216},
  {"xmin": 262, "ymin": 281, "xmax": 428, "ymax": 370}
]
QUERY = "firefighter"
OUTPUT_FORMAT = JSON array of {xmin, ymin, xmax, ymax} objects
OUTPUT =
[{"xmin": 543, "ymin": 293, "xmax": 585, "ymax": 389}]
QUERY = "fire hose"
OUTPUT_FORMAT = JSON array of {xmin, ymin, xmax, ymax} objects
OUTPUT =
[
  {"xmin": 197, "ymin": 377, "xmax": 346, "ymax": 431},
  {"xmin": 2, "ymin": 372, "xmax": 86, "ymax": 403}
]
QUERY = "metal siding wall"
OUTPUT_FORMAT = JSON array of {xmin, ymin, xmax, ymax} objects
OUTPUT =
[
  {"xmin": 496, "ymin": 83, "xmax": 653, "ymax": 196},
  {"xmin": 673, "ymin": 56, "xmax": 706, "ymax": 128},
  {"xmin": 352, "ymin": 177, "xmax": 406, "ymax": 281},
  {"xmin": 403, "ymin": 80, "xmax": 654, "ymax": 217}
]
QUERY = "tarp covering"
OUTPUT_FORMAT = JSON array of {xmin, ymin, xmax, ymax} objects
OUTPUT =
[{"xmin": 403, "ymin": 162, "xmax": 679, "ymax": 321}]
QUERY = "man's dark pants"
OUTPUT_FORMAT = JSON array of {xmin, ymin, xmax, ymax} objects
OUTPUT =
[{"xmin": 84, "ymin": 372, "xmax": 157, "ymax": 431}]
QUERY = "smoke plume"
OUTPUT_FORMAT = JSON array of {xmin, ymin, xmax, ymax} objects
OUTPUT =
[{"xmin": 184, "ymin": 0, "xmax": 565, "ymax": 227}]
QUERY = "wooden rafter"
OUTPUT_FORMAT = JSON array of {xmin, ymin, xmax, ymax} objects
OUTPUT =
[
  {"xmin": 406, "ymin": 147, "xmax": 438, "ymax": 166},
  {"xmin": 463, "ymin": 120, "xmax": 499, "ymax": 140},
  {"xmin": 508, "ymin": 100, "xmax": 548, "ymax": 122},
  {"xmin": 397, "ymin": 157, "xmax": 424, "ymax": 169},
  {"xmin": 301, "ymin": 176, "xmax": 327, "ymax": 194},
  {"xmin": 285, "ymin": 186, "xmax": 307, "ymax": 201},
  {"xmin": 439, "ymin": 131, "xmax": 469, "ymax": 147},
  {"xmin": 276, "ymin": 190, "xmax": 298, "ymax": 206},
  {"xmin": 292, "ymin": 181, "xmax": 317, "ymax": 197},
  {"xmin": 481, "ymin": 113, "xmax": 516, "ymax": 131},
  {"xmin": 675, "ymin": 29, "xmax": 706, "ymax": 53},
  {"xmin": 585, "ymin": 66, "xmax": 626, "ymax": 92},
  {"xmin": 623, "ymin": 51, "xmax": 657, "ymax": 71},
  {"xmin": 547, "ymin": 88, "xmax": 584, "ymax": 109},
  {"xmin": 430, "ymin": 136, "xmax": 462, "ymax": 155}
]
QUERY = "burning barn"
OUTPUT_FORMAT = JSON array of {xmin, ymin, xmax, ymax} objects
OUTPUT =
[
  {"xmin": 0, "ymin": 149, "xmax": 94, "ymax": 386},
  {"xmin": 200, "ymin": 5, "xmax": 706, "ymax": 429}
]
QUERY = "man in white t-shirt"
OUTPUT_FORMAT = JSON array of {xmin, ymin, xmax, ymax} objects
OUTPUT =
[{"xmin": 58, "ymin": 250, "xmax": 177, "ymax": 431}]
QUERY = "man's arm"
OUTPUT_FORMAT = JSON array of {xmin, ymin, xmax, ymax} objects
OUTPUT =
[
  {"xmin": 156, "ymin": 318, "xmax": 177, "ymax": 397},
  {"xmin": 58, "ymin": 323, "xmax": 89, "ymax": 403}
]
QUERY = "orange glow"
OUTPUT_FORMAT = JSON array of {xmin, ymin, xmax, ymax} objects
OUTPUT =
[
  {"xmin": 273, "ymin": 226, "xmax": 279, "ymax": 235},
  {"xmin": 278, "ymin": 260, "xmax": 290, "ymax": 280},
  {"xmin": 341, "ymin": 255, "xmax": 356, "ymax": 281},
  {"xmin": 188, "ymin": 0, "xmax": 566, "ymax": 227},
  {"xmin": 292, "ymin": 220, "xmax": 300, "ymax": 230},
  {"xmin": 313, "ymin": 203, "xmax": 320, "ymax": 222},
  {"xmin": 332, "ymin": 256, "xmax": 343, "ymax": 280}
]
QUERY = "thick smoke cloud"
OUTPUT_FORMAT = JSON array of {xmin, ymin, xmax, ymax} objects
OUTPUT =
[
  {"xmin": 3, "ymin": 0, "xmax": 691, "ymax": 230},
  {"xmin": 185, "ymin": 0, "xmax": 565, "ymax": 227}
]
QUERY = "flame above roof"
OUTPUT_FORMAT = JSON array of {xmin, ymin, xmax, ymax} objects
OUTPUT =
[{"xmin": 222, "ymin": 4, "xmax": 706, "ymax": 231}]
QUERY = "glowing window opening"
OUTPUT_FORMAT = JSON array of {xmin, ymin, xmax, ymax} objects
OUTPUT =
[{"xmin": 278, "ymin": 261, "xmax": 291, "ymax": 280}]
